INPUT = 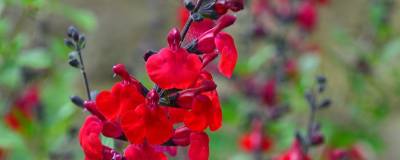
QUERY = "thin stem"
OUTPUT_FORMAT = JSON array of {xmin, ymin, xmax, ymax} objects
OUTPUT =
[
  {"xmin": 180, "ymin": 0, "xmax": 205, "ymax": 44},
  {"xmin": 304, "ymin": 89, "xmax": 317, "ymax": 153},
  {"xmin": 77, "ymin": 47, "xmax": 92, "ymax": 100}
]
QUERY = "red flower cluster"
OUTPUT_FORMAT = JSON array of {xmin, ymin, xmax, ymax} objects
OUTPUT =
[
  {"xmin": 239, "ymin": 120, "xmax": 273, "ymax": 152},
  {"xmin": 76, "ymin": 1, "xmax": 243, "ymax": 159},
  {"xmin": 4, "ymin": 86, "xmax": 40, "ymax": 131}
]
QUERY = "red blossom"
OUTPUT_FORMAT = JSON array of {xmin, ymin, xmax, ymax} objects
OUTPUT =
[
  {"xmin": 96, "ymin": 82, "xmax": 145, "ymax": 121},
  {"xmin": 297, "ymin": 2, "xmax": 317, "ymax": 31},
  {"xmin": 124, "ymin": 144, "xmax": 167, "ymax": 160},
  {"xmin": 4, "ymin": 86, "xmax": 39, "ymax": 131},
  {"xmin": 120, "ymin": 90, "xmax": 173, "ymax": 145},
  {"xmin": 184, "ymin": 94, "xmax": 222, "ymax": 131},
  {"xmin": 215, "ymin": 32, "xmax": 238, "ymax": 78},
  {"xmin": 179, "ymin": 7, "xmax": 215, "ymax": 44},
  {"xmin": 196, "ymin": 14, "xmax": 236, "ymax": 54},
  {"xmin": 79, "ymin": 116, "xmax": 121, "ymax": 160},
  {"xmin": 240, "ymin": 133, "xmax": 273, "ymax": 152},
  {"xmin": 172, "ymin": 126, "xmax": 192, "ymax": 146},
  {"xmin": 239, "ymin": 120, "xmax": 273, "ymax": 152},
  {"xmin": 146, "ymin": 28, "xmax": 203, "ymax": 89},
  {"xmin": 273, "ymin": 139, "xmax": 311, "ymax": 160},
  {"xmin": 189, "ymin": 132, "xmax": 209, "ymax": 160}
]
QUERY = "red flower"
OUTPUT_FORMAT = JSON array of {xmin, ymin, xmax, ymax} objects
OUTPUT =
[
  {"xmin": 172, "ymin": 126, "xmax": 192, "ymax": 146},
  {"xmin": 195, "ymin": 15, "xmax": 239, "ymax": 78},
  {"xmin": 297, "ymin": 2, "xmax": 317, "ymax": 31},
  {"xmin": 79, "ymin": 116, "xmax": 122, "ymax": 160},
  {"xmin": 163, "ymin": 107, "xmax": 188, "ymax": 124},
  {"xmin": 184, "ymin": 94, "xmax": 222, "ymax": 131},
  {"xmin": 146, "ymin": 28, "xmax": 203, "ymax": 89},
  {"xmin": 215, "ymin": 32, "xmax": 238, "ymax": 78},
  {"xmin": 124, "ymin": 144, "xmax": 167, "ymax": 160},
  {"xmin": 4, "ymin": 86, "xmax": 39, "ymax": 131},
  {"xmin": 240, "ymin": 133, "xmax": 273, "ymax": 152},
  {"xmin": 179, "ymin": 7, "xmax": 215, "ymax": 44},
  {"xmin": 273, "ymin": 139, "xmax": 311, "ymax": 160},
  {"xmin": 96, "ymin": 64, "xmax": 145, "ymax": 121},
  {"xmin": 96, "ymin": 82, "xmax": 145, "ymax": 121},
  {"xmin": 189, "ymin": 132, "xmax": 209, "ymax": 160},
  {"xmin": 121, "ymin": 90, "xmax": 173, "ymax": 145},
  {"xmin": 240, "ymin": 120, "xmax": 273, "ymax": 152},
  {"xmin": 176, "ymin": 71, "xmax": 221, "ymax": 132}
]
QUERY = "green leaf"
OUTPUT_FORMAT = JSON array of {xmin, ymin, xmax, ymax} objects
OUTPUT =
[
  {"xmin": 17, "ymin": 48, "xmax": 51, "ymax": 69},
  {"xmin": 67, "ymin": 9, "xmax": 97, "ymax": 31},
  {"xmin": 0, "ymin": 66, "xmax": 22, "ymax": 89},
  {"xmin": 381, "ymin": 38, "xmax": 400, "ymax": 62},
  {"xmin": 247, "ymin": 45, "xmax": 274, "ymax": 73}
]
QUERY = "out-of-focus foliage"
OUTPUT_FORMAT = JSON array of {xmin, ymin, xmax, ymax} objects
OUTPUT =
[{"xmin": 0, "ymin": 0, "xmax": 96, "ymax": 159}]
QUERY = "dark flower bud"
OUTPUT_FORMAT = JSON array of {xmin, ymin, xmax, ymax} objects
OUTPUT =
[
  {"xmin": 184, "ymin": 0, "xmax": 195, "ymax": 11},
  {"xmin": 68, "ymin": 58, "xmax": 80, "ymax": 68},
  {"xmin": 67, "ymin": 26, "xmax": 79, "ymax": 38},
  {"xmin": 64, "ymin": 39, "xmax": 75, "ymax": 49},
  {"xmin": 310, "ymin": 132, "xmax": 324, "ymax": 146},
  {"xmin": 78, "ymin": 35, "xmax": 86, "ymax": 49},
  {"xmin": 68, "ymin": 51, "xmax": 80, "ymax": 68},
  {"xmin": 70, "ymin": 95, "xmax": 84, "ymax": 107},
  {"xmin": 319, "ymin": 99, "xmax": 331, "ymax": 109},
  {"xmin": 317, "ymin": 75, "xmax": 326, "ymax": 84},
  {"xmin": 144, "ymin": 50, "xmax": 157, "ymax": 61}
]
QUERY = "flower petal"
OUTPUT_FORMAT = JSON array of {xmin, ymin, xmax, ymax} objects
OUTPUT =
[{"xmin": 215, "ymin": 32, "xmax": 238, "ymax": 78}]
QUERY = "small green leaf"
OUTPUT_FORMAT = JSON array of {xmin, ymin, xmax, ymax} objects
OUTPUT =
[
  {"xmin": 0, "ymin": 66, "xmax": 22, "ymax": 89},
  {"xmin": 247, "ymin": 45, "xmax": 274, "ymax": 73},
  {"xmin": 17, "ymin": 48, "xmax": 51, "ymax": 69}
]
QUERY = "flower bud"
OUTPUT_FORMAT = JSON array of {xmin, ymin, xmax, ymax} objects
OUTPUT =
[
  {"xmin": 226, "ymin": 0, "xmax": 244, "ymax": 12},
  {"xmin": 310, "ymin": 132, "xmax": 324, "ymax": 146},
  {"xmin": 144, "ymin": 50, "xmax": 157, "ymax": 61},
  {"xmin": 102, "ymin": 121, "xmax": 123, "ymax": 138},
  {"xmin": 83, "ymin": 101, "xmax": 106, "ymax": 121},
  {"xmin": 64, "ymin": 38, "xmax": 75, "ymax": 49},
  {"xmin": 112, "ymin": 64, "xmax": 131, "ymax": 81},
  {"xmin": 172, "ymin": 127, "xmax": 191, "ymax": 146},
  {"xmin": 146, "ymin": 89, "xmax": 160, "ymax": 105},
  {"xmin": 70, "ymin": 95, "xmax": 84, "ymax": 108},
  {"xmin": 167, "ymin": 28, "xmax": 181, "ymax": 51},
  {"xmin": 67, "ymin": 26, "xmax": 79, "ymax": 39},
  {"xmin": 213, "ymin": 14, "xmax": 236, "ymax": 34},
  {"xmin": 68, "ymin": 58, "xmax": 80, "ymax": 68}
]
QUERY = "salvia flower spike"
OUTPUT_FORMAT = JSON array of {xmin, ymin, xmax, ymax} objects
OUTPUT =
[{"xmin": 67, "ymin": 0, "xmax": 243, "ymax": 159}]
